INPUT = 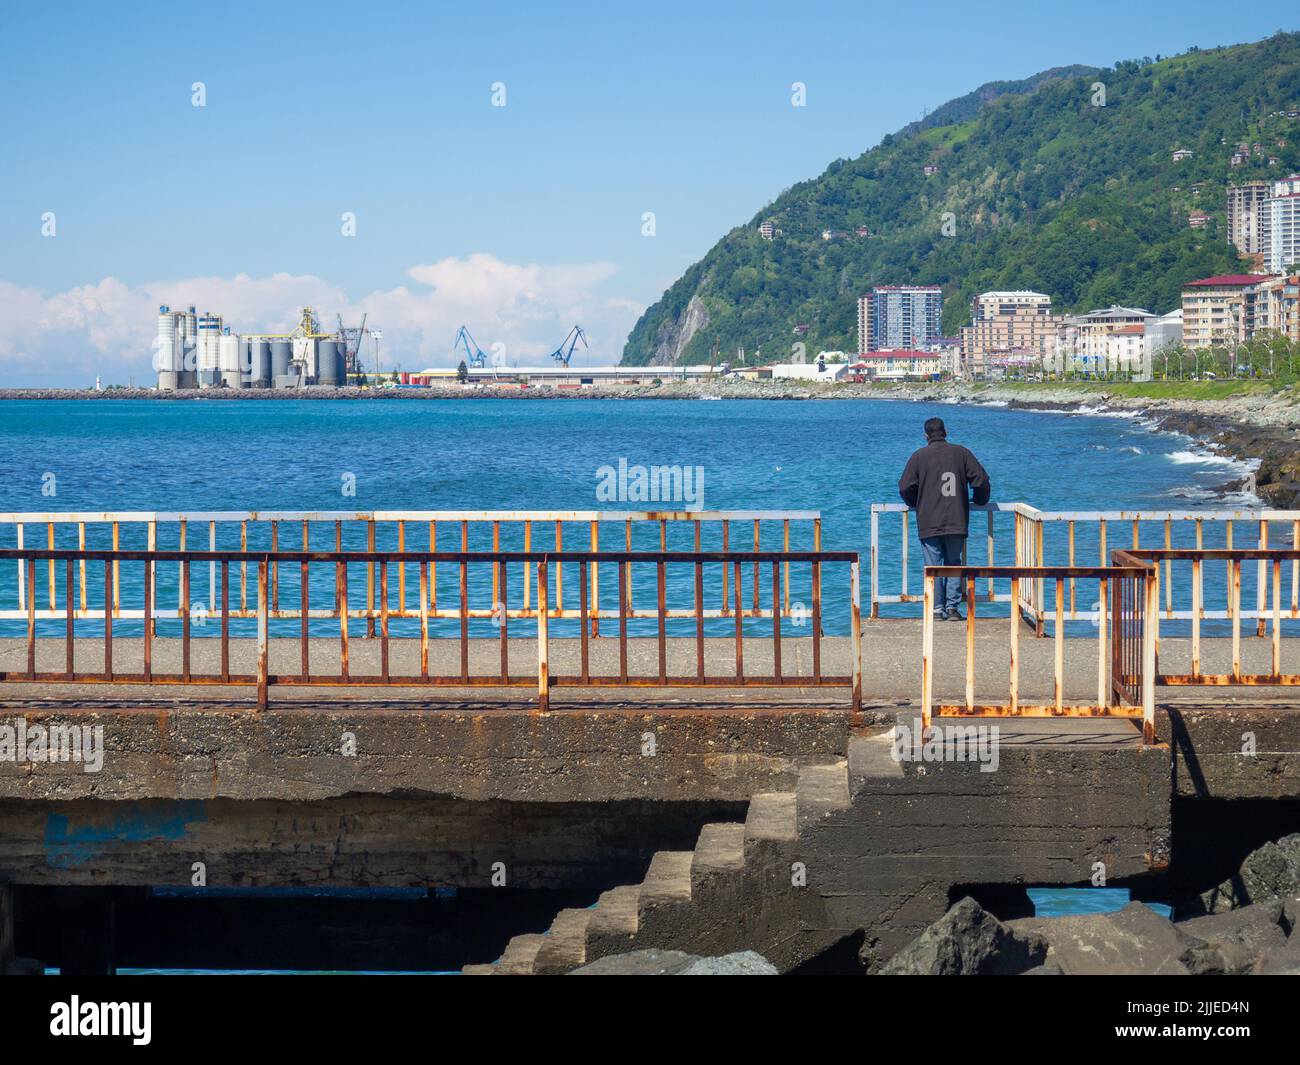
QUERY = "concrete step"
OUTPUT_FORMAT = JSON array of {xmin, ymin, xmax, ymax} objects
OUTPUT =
[
  {"xmin": 496, "ymin": 932, "xmax": 546, "ymax": 975},
  {"xmin": 588, "ymin": 884, "xmax": 641, "ymax": 937},
  {"xmin": 692, "ymin": 822, "xmax": 746, "ymax": 884},
  {"xmin": 849, "ymin": 728, "xmax": 904, "ymax": 785},
  {"xmin": 795, "ymin": 761, "xmax": 851, "ymax": 830},
  {"xmin": 533, "ymin": 907, "xmax": 594, "ymax": 974},
  {"xmin": 639, "ymin": 850, "xmax": 695, "ymax": 907},
  {"xmin": 745, "ymin": 792, "xmax": 798, "ymax": 844}
]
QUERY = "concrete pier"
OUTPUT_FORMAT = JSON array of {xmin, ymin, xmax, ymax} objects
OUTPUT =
[{"xmin": 2, "ymin": 624, "xmax": 1300, "ymax": 973}]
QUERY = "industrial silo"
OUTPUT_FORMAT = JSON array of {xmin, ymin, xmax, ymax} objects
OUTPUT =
[
  {"xmin": 178, "ymin": 307, "xmax": 199, "ymax": 388},
  {"xmin": 219, "ymin": 329, "xmax": 243, "ymax": 389},
  {"xmin": 197, "ymin": 313, "xmax": 222, "ymax": 388},
  {"xmin": 250, "ymin": 340, "xmax": 272, "ymax": 388},
  {"xmin": 270, "ymin": 340, "xmax": 292, "ymax": 385},
  {"xmin": 155, "ymin": 306, "xmax": 180, "ymax": 391},
  {"xmin": 239, "ymin": 338, "xmax": 252, "ymax": 387},
  {"xmin": 316, "ymin": 340, "xmax": 340, "ymax": 386}
]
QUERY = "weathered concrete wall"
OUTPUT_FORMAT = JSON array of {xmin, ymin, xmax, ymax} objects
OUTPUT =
[
  {"xmin": 0, "ymin": 796, "xmax": 745, "ymax": 890},
  {"xmin": 1163, "ymin": 707, "xmax": 1300, "ymax": 800},
  {"xmin": 0, "ymin": 704, "xmax": 855, "ymax": 804}
]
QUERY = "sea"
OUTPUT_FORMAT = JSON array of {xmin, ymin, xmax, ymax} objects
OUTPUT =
[{"xmin": 0, "ymin": 397, "xmax": 1241, "ymax": 967}]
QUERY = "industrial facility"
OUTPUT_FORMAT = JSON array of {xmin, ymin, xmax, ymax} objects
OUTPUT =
[{"xmin": 154, "ymin": 306, "xmax": 374, "ymax": 391}]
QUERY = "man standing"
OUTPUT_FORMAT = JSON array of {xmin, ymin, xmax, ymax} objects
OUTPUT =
[{"xmin": 897, "ymin": 417, "xmax": 991, "ymax": 621}]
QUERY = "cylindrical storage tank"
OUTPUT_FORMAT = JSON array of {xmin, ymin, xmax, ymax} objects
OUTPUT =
[
  {"xmin": 219, "ymin": 331, "xmax": 242, "ymax": 388},
  {"xmin": 250, "ymin": 340, "xmax": 272, "ymax": 387},
  {"xmin": 270, "ymin": 340, "xmax": 292, "ymax": 380},
  {"xmin": 239, "ymin": 339, "xmax": 252, "ymax": 386},
  {"xmin": 316, "ymin": 340, "xmax": 340, "ymax": 386},
  {"xmin": 196, "ymin": 313, "xmax": 222, "ymax": 385},
  {"xmin": 155, "ymin": 307, "xmax": 179, "ymax": 388}
]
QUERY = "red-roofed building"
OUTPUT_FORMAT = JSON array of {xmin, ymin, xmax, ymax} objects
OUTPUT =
[
  {"xmin": 853, "ymin": 348, "xmax": 956, "ymax": 380},
  {"xmin": 1181, "ymin": 274, "xmax": 1278, "ymax": 349}
]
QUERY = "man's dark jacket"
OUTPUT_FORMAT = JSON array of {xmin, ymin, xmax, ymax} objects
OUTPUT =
[{"xmin": 897, "ymin": 439, "xmax": 991, "ymax": 539}]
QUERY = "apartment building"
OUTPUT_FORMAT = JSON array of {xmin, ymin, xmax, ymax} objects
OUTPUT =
[
  {"xmin": 1227, "ymin": 181, "xmax": 1270, "ymax": 256},
  {"xmin": 1180, "ymin": 274, "xmax": 1277, "ymax": 349},
  {"xmin": 857, "ymin": 286, "xmax": 943, "ymax": 353},
  {"xmin": 1256, "ymin": 275, "xmax": 1300, "ymax": 342},
  {"xmin": 958, "ymin": 290, "xmax": 1061, "ymax": 377},
  {"xmin": 1051, "ymin": 306, "xmax": 1156, "ymax": 373}
]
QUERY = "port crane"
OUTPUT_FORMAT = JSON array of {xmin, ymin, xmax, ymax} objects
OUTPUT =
[
  {"xmin": 547, "ymin": 325, "xmax": 589, "ymax": 367},
  {"xmin": 336, "ymin": 313, "xmax": 372, "ymax": 374},
  {"xmin": 453, "ymin": 325, "xmax": 488, "ymax": 368}
]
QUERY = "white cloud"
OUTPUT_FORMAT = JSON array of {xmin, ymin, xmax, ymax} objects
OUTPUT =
[{"xmin": 0, "ymin": 255, "xmax": 644, "ymax": 386}]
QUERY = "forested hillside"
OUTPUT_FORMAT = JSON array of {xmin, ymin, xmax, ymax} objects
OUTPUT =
[{"xmin": 622, "ymin": 32, "xmax": 1300, "ymax": 366}]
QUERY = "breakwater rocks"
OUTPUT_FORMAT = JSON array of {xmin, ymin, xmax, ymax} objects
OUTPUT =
[{"xmin": 880, "ymin": 833, "xmax": 1300, "ymax": 975}]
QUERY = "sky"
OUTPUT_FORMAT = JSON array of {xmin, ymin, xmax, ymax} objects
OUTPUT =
[{"xmin": 0, "ymin": 1, "xmax": 1295, "ymax": 385}]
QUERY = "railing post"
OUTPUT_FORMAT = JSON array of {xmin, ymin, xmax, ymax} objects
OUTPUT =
[
  {"xmin": 257, "ymin": 558, "xmax": 269, "ymax": 710},
  {"xmin": 869, "ymin": 507, "xmax": 879, "ymax": 618},
  {"xmin": 850, "ymin": 560, "xmax": 862, "ymax": 712},
  {"xmin": 1142, "ymin": 569, "xmax": 1157, "ymax": 744},
  {"xmin": 921, "ymin": 571, "xmax": 934, "ymax": 733},
  {"xmin": 537, "ymin": 557, "xmax": 550, "ymax": 712}
]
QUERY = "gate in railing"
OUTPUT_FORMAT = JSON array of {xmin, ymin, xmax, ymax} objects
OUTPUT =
[{"xmin": 873, "ymin": 501, "xmax": 1300, "ymax": 633}]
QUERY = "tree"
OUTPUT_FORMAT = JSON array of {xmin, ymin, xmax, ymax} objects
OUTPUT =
[{"xmin": 456, "ymin": 360, "xmax": 468, "ymax": 383}]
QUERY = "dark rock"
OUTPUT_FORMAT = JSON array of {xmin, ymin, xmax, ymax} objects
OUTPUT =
[
  {"xmin": 1176, "ymin": 900, "xmax": 1287, "ymax": 974},
  {"xmin": 1252, "ymin": 931, "xmax": 1300, "ymax": 975},
  {"xmin": 876, "ymin": 896, "xmax": 1048, "ymax": 975},
  {"xmin": 1009, "ymin": 902, "xmax": 1202, "ymax": 975},
  {"xmin": 1201, "ymin": 833, "xmax": 1300, "ymax": 913}
]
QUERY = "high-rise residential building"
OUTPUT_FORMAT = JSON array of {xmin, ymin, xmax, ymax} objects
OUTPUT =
[
  {"xmin": 1227, "ymin": 181, "xmax": 1270, "ymax": 256},
  {"xmin": 1265, "ymin": 176, "xmax": 1300, "ymax": 273},
  {"xmin": 856, "ymin": 285, "xmax": 943, "ymax": 354},
  {"xmin": 1180, "ymin": 274, "xmax": 1277, "ymax": 349},
  {"xmin": 959, "ymin": 291, "xmax": 1061, "ymax": 377}
]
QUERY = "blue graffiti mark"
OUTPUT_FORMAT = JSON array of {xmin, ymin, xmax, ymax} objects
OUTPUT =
[{"xmin": 44, "ymin": 801, "xmax": 207, "ymax": 868}]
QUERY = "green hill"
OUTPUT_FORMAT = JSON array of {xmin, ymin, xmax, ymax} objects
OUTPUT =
[{"xmin": 622, "ymin": 32, "xmax": 1300, "ymax": 366}]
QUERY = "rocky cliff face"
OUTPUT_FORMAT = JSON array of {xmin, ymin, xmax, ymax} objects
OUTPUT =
[{"xmin": 647, "ymin": 295, "xmax": 710, "ymax": 367}]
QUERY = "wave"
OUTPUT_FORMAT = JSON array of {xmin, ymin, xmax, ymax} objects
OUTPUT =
[{"xmin": 1165, "ymin": 449, "xmax": 1250, "ymax": 468}]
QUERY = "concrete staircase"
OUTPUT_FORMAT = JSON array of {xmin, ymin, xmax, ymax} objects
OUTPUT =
[
  {"xmin": 463, "ymin": 720, "xmax": 1170, "ymax": 974},
  {"xmin": 463, "ymin": 752, "xmax": 857, "ymax": 975}
]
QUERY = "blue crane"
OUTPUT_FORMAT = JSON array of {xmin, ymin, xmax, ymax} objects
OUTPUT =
[
  {"xmin": 548, "ymin": 325, "xmax": 589, "ymax": 367},
  {"xmin": 453, "ymin": 325, "xmax": 488, "ymax": 368}
]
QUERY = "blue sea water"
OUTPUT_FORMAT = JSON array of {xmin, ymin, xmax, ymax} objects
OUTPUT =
[
  {"xmin": 1, "ymin": 398, "xmax": 1227, "ymax": 947},
  {"xmin": 0, "ymin": 397, "xmax": 1247, "ymax": 522}
]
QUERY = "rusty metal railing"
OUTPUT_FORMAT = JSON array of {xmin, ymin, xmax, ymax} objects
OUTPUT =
[
  {"xmin": 920, "ymin": 563, "xmax": 1156, "ymax": 742},
  {"xmin": 0, "ymin": 546, "xmax": 861, "ymax": 712},
  {"xmin": 872, "ymin": 502, "xmax": 1300, "ymax": 632},
  {"xmin": 1114, "ymin": 547, "xmax": 1300, "ymax": 687},
  {"xmin": 1, "ymin": 509, "xmax": 823, "ymax": 635}
]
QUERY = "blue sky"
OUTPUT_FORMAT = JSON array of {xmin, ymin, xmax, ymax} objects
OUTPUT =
[{"xmin": 0, "ymin": 1, "xmax": 1294, "ymax": 383}]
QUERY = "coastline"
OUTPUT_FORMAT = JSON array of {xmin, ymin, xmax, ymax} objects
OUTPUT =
[{"xmin": 4, "ymin": 378, "xmax": 1297, "ymax": 507}]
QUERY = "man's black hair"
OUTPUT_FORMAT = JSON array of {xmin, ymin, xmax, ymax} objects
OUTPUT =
[{"xmin": 924, "ymin": 417, "xmax": 947, "ymax": 441}]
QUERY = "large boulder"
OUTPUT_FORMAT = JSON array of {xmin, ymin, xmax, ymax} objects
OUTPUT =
[
  {"xmin": 1008, "ymin": 902, "xmax": 1203, "ymax": 975},
  {"xmin": 876, "ymin": 897, "xmax": 1048, "ymax": 975},
  {"xmin": 1201, "ymin": 833, "xmax": 1300, "ymax": 914},
  {"xmin": 1175, "ymin": 900, "xmax": 1288, "ymax": 974},
  {"xmin": 569, "ymin": 949, "xmax": 777, "ymax": 975},
  {"xmin": 679, "ymin": 951, "xmax": 778, "ymax": 976}
]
